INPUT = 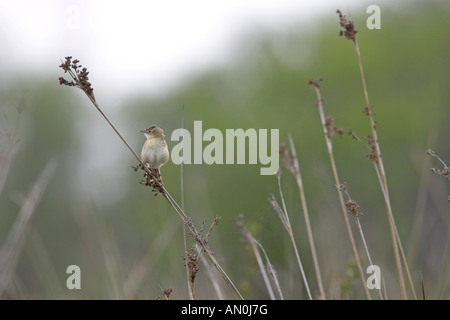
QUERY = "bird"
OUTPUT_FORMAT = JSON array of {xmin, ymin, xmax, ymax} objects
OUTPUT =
[{"xmin": 140, "ymin": 125, "xmax": 169, "ymax": 185}]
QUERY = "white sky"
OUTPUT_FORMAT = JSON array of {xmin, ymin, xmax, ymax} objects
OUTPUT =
[{"xmin": 0, "ymin": 0, "xmax": 369, "ymax": 105}]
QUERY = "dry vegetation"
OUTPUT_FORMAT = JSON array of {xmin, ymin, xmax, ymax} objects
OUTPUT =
[{"xmin": 0, "ymin": 8, "xmax": 448, "ymax": 300}]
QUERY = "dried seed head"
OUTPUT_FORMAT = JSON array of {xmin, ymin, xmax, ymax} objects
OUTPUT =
[
  {"xmin": 347, "ymin": 129, "xmax": 359, "ymax": 140},
  {"xmin": 133, "ymin": 164, "xmax": 165, "ymax": 195},
  {"xmin": 58, "ymin": 56, "xmax": 95, "ymax": 99},
  {"xmin": 335, "ymin": 127, "xmax": 345, "ymax": 138},
  {"xmin": 308, "ymin": 78, "xmax": 324, "ymax": 89},
  {"xmin": 337, "ymin": 182, "xmax": 348, "ymax": 192},
  {"xmin": 279, "ymin": 143, "xmax": 296, "ymax": 175},
  {"xmin": 337, "ymin": 9, "xmax": 358, "ymax": 41},
  {"xmin": 365, "ymin": 134, "xmax": 379, "ymax": 163},
  {"xmin": 323, "ymin": 115, "xmax": 345, "ymax": 140},
  {"xmin": 337, "ymin": 182, "xmax": 363, "ymax": 221},
  {"xmin": 162, "ymin": 288, "xmax": 172, "ymax": 299},
  {"xmin": 427, "ymin": 149, "xmax": 450, "ymax": 182},
  {"xmin": 345, "ymin": 199, "xmax": 363, "ymax": 219},
  {"xmin": 363, "ymin": 105, "xmax": 375, "ymax": 116}
]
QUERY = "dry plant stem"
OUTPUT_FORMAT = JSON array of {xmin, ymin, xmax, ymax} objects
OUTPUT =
[
  {"xmin": 68, "ymin": 79, "xmax": 243, "ymax": 299},
  {"xmin": 180, "ymin": 105, "xmax": 194, "ymax": 300},
  {"xmin": 427, "ymin": 149, "xmax": 449, "ymax": 169},
  {"xmin": 276, "ymin": 174, "xmax": 312, "ymax": 300},
  {"xmin": 353, "ymin": 39, "xmax": 412, "ymax": 299},
  {"xmin": 196, "ymin": 246, "xmax": 225, "ymax": 299},
  {"xmin": 0, "ymin": 159, "xmax": 57, "ymax": 296},
  {"xmin": 239, "ymin": 220, "xmax": 276, "ymax": 299},
  {"xmin": 161, "ymin": 187, "xmax": 243, "ymax": 300},
  {"xmin": 421, "ymin": 274, "xmax": 426, "ymax": 300},
  {"xmin": 341, "ymin": 187, "xmax": 383, "ymax": 300},
  {"xmin": 427, "ymin": 149, "xmax": 450, "ymax": 187},
  {"xmin": 288, "ymin": 135, "xmax": 325, "ymax": 299},
  {"xmin": 248, "ymin": 236, "xmax": 276, "ymax": 299},
  {"xmin": 102, "ymin": 109, "xmax": 239, "ymax": 300},
  {"xmin": 255, "ymin": 241, "xmax": 284, "ymax": 300},
  {"xmin": 131, "ymin": 134, "xmax": 242, "ymax": 299},
  {"xmin": 373, "ymin": 165, "xmax": 417, "ymax": 300},
  {"xmin": 356, "ymin": 222, "xmax": 383, "ymax": 300},
  {"xmin": 312, "ymin": 85, "xmax": 371, "ymax": 300}
]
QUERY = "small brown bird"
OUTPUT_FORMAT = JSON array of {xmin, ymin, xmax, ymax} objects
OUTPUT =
[{"xmin": 140, "ymin": 125, "xmax": 170, "ymax": 184}]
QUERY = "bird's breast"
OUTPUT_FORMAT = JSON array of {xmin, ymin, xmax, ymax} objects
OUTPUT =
[{"xmin": 141, "ymin": 139, "xmax": 169, "ymax": 169}]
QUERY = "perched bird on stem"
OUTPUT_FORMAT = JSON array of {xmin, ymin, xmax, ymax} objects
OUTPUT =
[{"xmin": 140, "ymin": 125, "xmax": 169, "ymax": 185}]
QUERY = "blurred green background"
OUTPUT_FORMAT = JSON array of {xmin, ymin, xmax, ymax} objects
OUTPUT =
[{"xmin": 0, "ymin": 2, "xmax": 449, "ymax": 299}]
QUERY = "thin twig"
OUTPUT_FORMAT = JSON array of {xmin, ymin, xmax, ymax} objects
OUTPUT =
[
  {"xmin": 337, "ymin": 11, "xmax": 413, "ymax": 298},
  {"xmin": 237, "ymin": 217, "xmax": 276, "ymax": 300},
  {"xmin": 180, "ymin": 105, "xmax": 194, "ymax": 300},
  {"xmin": 196, "ymin": 246, "xmax": 225, "ymax": 300},
  {"xmin": 271, "ymin": 172, "xmax": 312, "ymax": 300},
  {"xmin": 421, "ymin": 274, "xmax": 426, "ymax": 300},
  {"xmin": 254, "ymin": 240, "xmax": 284, "ymax": 300},
  {"xmin": 309, "ymin": 79, "xmax": 371, "ymax": 300},
  {"xmin": 338, "ymin": 183, "xmax": 383, "ymax": 299},
  {"xmin": 248, "ymin": 235, "xmax": 276, "ymax": 300},
  {"xmin": 354, "ymin": 39, "xmax": 408, "ymax": 300},
  {"xmin": 287, "ymin": 134, "xmax": 326, "ymax": 299}
]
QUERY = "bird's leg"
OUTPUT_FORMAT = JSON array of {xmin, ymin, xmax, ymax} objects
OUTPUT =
[
  {"xmin": 142, "ymin": 162, "xmax": 156, "ymax": 184},
  {"xmin": 157, "ymin": 168, "xmax": 164, "ymax": 185},
  {"xmin": 148, "ymin": 166, "xmax": 163, "ymax": 185}
]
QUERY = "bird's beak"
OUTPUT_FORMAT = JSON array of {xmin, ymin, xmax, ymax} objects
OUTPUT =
[{"xmin": 139, "ymin": 129, "xmax": 146, "ymax": 133}]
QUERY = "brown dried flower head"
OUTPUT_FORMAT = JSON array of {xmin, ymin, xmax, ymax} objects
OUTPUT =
[
  {"xmin": 427, "ymin": 149, "xmax": 450, "ymax": 181},
  {"xmin": 337, "ymin": 182, "xmax": 363, "ymax": 219},
  {"xmin": 308, "ymin": 78, "xmax": 324, "ymax": 89},
  {"xmin": 346, "ymin": 199, "xmax": 363, "ymax": 218},
  {"xmin": 279, "ymin": 143, "xmax": 296, "ymax": 175},
  {"xmin": 365, "ymin": 134, "xmax": 379, "ymax": 163},
  {"xmin": 186, "ymin": 249, "xmax": 199, "ymax": 285},
  {"xmin": 337, "ymin": 9, "xmax": 358, "ymax": 41},
  {"xmin": 132, "ymin": 164, "xmax": 165, "ymax": 195},
  {"xmin": 337, "ymin": 182, "xmax": 348, "ymax": 192},
  {"xmin": 59, "ymin": 56, "xmax": 95, "ymax": 99},
  {"xmin": 323, "ymin": 115, "xmax": 345, "ymax": 140}
]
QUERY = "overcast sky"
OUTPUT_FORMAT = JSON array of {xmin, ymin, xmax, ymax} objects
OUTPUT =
[{"xmin": 0, "ymin": 0, "xmax": 372, "ymax": 103}]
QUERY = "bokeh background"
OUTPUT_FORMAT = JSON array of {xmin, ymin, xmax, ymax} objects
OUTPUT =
[{"xmin": 0, "ymin": 0, "xmax": 448, "ymax": 299}]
